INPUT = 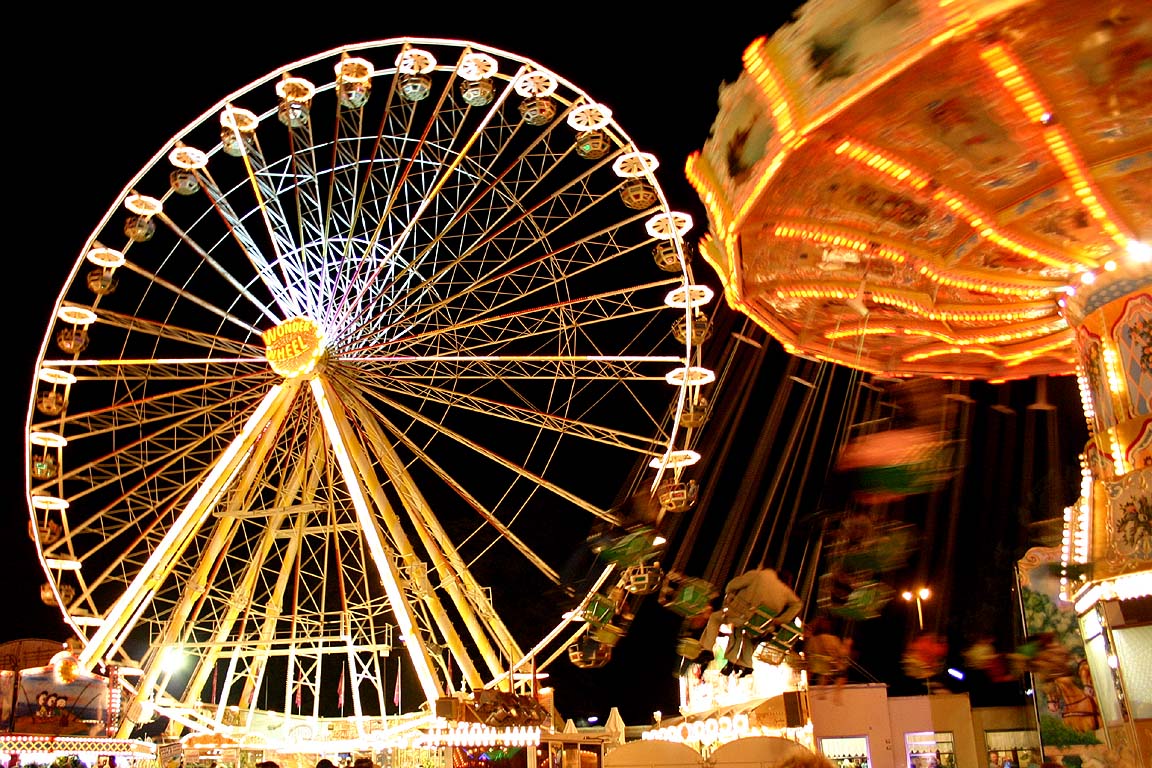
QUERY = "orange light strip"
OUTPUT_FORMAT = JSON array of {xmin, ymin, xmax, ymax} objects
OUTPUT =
[
  {"xmin": 832, "ymin": 138, "xmax": 1086, "ymax": 271},
  {"xmin": 687, "ymin": 155, "xmax": 747, "ymax": 298},
  {"xmin": 932, "ymin": 301, "xmax": 1056, "ymax": 321},
  {"xmin": 833, "ymin": 139, "xmax": 932, "ymax": 191},
  {"xmin": 696, "ymin": 232, "xmax": 740, "ymax": 308},
  {"xmin": 906, "ymin": 346, "xmax": 999, "ymax": 361},
  {"xmin": 980, "ymin": 43, "xmax": 1130, "ymax": 250},
  {"xmin": 686, "ymin": 151, "xmax": 731, "ymax": 237},
  {"xmin": 914, "ymin": 261, "xmax": 1053, "ymax": 299},
  {"xmin": 903, "ymin": 331, "xmax": 1074, "ymax": 366},
  {"xmin": 773, "ymin": 281, "xmax": 1056, "ymax": 324},
  {"xmin": 826, "ymin": 316, "xmax": 1066, "ymax": 345},
  {"xmin": 723, "ymin": 230, "xmax": 744, "ymax": 301},
  {"xmin": 743, "ymin": 36, "xmax": 797, "ymax": 144},
  {"xmin": 825, "ymin": 325, "xmax": 905, "ymax": 339},
  {"xmin": 771, "ymin": 225, "xmax": 871, "ymax": 255},
  {"xmin": 771, "ymin": 222, "xmax": 1059, "ymax": 296}
]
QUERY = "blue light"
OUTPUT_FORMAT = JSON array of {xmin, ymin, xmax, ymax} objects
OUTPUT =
[{"xmin": 947, "ymin": 668, "xmax": 964, "ymax": 680}]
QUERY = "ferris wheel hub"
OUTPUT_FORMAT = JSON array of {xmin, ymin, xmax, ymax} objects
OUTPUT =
[{"xmin": 262, "ymin": 316, "xmax": 326, "ymax": 377}]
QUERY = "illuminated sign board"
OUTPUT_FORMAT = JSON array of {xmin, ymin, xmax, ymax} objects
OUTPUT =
[
  {"xmin": 263, "ymin": 317, "xmax": 325, "ymax": 377},
  {"xmin": 643, "ymin": 713, "xmax": 753, "ymax": 746}
]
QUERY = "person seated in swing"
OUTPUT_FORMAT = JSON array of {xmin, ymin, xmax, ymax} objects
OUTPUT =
[
  {"xmin": 836, "ymin": 377, "xmax": 956, "ymax": 504},
  {"xmin": 687, "ymin": 567, "xmax": 802, "ymax": 675},
  {"xmin": 803, "ymin": 615, "xmax": 852, "ymax": 687}
]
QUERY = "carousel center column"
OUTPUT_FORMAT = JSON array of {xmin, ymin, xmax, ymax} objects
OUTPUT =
[{"xmin": 1059, "ymin": 250, "xmax": 1150, "ymax": 763}]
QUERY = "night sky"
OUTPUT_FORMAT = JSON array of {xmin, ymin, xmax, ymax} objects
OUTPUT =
[{"xmin": 7, "ymin": 3, "xmax": 1089, "ymax": 727}]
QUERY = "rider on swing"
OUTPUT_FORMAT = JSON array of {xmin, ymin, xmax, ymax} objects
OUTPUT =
[{"xmin": 688, "ymin": 567, "xmax": 802, "ymax": 676}]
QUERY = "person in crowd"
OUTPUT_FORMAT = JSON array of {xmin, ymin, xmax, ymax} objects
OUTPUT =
[{"xmin": 776, "ymin": 752, "xmax": 836, "ymax": 768}]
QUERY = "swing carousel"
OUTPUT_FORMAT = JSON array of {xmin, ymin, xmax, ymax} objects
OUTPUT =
[{"xmin": 685, "ymin": 0, "xmax": 1150, "ymax": 761}]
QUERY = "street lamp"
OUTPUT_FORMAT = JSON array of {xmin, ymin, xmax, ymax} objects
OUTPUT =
[{"xmin": 902, "ymin": 587, "xmax": 931, "ymax": 630}]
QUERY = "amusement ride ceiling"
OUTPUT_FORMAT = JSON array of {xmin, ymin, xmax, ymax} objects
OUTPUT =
[{"xmin": 687, "ymin": 0, "xmax": 1151, "ymax": 381}]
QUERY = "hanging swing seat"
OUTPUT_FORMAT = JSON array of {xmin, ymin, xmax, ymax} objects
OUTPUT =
[
  {"xmin": 676, "ymin": 637, "xmax": 703, "ymax": 659},
  {"xmin": 818, "ymin": 572, "xmax": 895, "ymax": 620},
  {"xmin": 590, "ymin": 621, "xmax": 628, "ymax": 647},
  {"xmin": 659, "ymin": 574, "xmax": 717, "ymax": 618},
  {"xmin": 743, "ymin": 605, "xmax": 781, "ymax": 636},
  {"xmin": 837, "ymin": 521, "xmax": 917, "ymax": 575},
  {"xmin": 597, "ymin": 526, "xmax": 663, "ymax": 567},
  {"xmin": 753, "ymin": 620, "xmax": 803, "ymax": 666}
]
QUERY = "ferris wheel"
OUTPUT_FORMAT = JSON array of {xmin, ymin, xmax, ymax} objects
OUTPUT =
[{"xmin": 25, "ymin": 39, "xmax": 713, "ymax": 737}]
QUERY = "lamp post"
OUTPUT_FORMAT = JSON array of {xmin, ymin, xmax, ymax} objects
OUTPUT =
[{"xmin": 902, "ymin": 587, "xmax": 930, "ymax": 631}]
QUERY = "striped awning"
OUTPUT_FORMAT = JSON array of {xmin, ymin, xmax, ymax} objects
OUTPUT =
[{"xmin": 984, "ymin": 729, "xmax": 1041, "ymax": 750}]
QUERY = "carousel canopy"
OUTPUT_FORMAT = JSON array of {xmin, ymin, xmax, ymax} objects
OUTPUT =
[{"xmin": 688, "ymin": 0, "xmax": 1151, "ymax": 381}]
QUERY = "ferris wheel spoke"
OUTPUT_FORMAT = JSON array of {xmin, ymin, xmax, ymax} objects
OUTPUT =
[
  {"xmin": 234, "ymin": 143, "xmax": 321, "ymax": 317},
  {"xmin": 363, "ymin": 389, "xmax": 614, "ymax": 541},
  {"xmin": 374, "ymin": 279, "xmax": 682, "ymax": 361},
  {"xmin": 332, "ymin": 65, "xmax": 580, "ymax": 333},
  {"xmin": 131, "ymin": 516, "xmax": 262, "ymax": 709},
  {"xmin": 127, "ymin": 420, "xmax": 337, "ymax": 720},
  {"xmin": 347, "ymin": 197, "xmax": 675, "ymax": 349},
  {"xmin": 362, "ymin": 370, "xmax": 671, "ymax": 455},
  {"xmin": 336, "ymin": 88, "xmax": 493, "ymax": 329},
  {"xmin": 310, "ymin": 376, "xmax": 447, "ymax": 704},
  {"xmin": 76, "ymin": 382, "xmax": 302, "ymax": 668},
  {"xmin": 199, "ymin": 445, "xmax": 405, "ymax": 723},
  {"xmin": 114, "ymin": 241, "xmax": 279, "ymax": 334},
  {"xmin": 32, "ymin": 377, "xmax": 268, "ymax": 544},
  {"xmin": 37, "ymin": 413, "xmax": 253, "ymax": 541},
  {"xmin": 42, "ymin": 381, "xmax": 284, "ymax": 607},
  {"xmin": 279, "ymin": 90, "xmax": 336, "ymax": 315},
  {"xmin": 332, "ymin": 393, "xmax": 506, "ymax": 686},
  {"xmin": 92, "ymin": 307, "xmax": 263, "ymax": 357},
  {"xmin": 368, "ymin": 354, "xmax": 679, "ymax": 382},
  {"xmin": 319, "ymin": 101, "xmax": 374, "ymax": 313},
  {"xmin": 32, "ymin": 361, "xmax": 265, "ymax": 425},
  {"xmin": 190, "ymin": 158, "xmax": 305, "ymax": 319}
]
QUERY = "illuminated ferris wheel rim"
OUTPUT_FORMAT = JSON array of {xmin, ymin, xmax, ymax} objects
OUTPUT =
[{"xmin": 27, "ymin": 36, "xmax": 714, "ymax": 734}]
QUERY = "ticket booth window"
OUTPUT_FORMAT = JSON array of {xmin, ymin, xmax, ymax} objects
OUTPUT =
[
  {"xmin": 984, "ymin": 728, "xmax": 1041, "ymax": 768},
  {"xmin": 905, "ymin": 731, "xmax": 954, "ymax": 768}
]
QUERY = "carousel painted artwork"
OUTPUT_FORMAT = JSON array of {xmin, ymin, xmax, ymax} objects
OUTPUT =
[
  {"xmin": 0, "ymin": 671, "xmax": 13, "ymax": 732},
  {"xmin": 13, "ymin": 652, "xmax": 110, "ymax": 737},
  {"xmin": 1016, "ymin": 547, "xmax": 1140, "ymax": 768}
]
